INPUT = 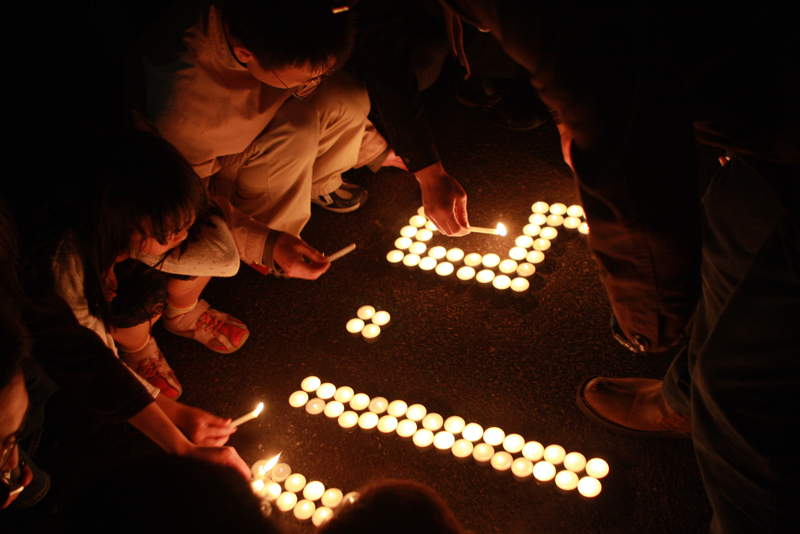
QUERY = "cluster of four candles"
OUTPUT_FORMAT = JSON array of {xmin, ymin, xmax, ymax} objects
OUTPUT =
[{"xmin": 345, "ymin": 305, "xmax": 391, "ymax": 343}]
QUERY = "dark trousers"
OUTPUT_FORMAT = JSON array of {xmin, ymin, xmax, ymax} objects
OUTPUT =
[{"xmin": 662, "ymin": 157, "xmax": 800, "ymax": 533}]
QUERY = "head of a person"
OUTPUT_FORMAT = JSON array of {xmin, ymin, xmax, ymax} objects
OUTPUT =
[
  {"xmin": 314, "ymin": 479, "xmax": 467, "ymax": 534},
  {"xmin": 223, "ymin": 0, "xmax": 356, "ymax": 95}
]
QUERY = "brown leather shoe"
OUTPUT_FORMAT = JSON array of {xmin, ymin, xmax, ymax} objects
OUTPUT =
[{"xmin": 577, "ymin": 377, "xmax": 692, "ymax": 439}]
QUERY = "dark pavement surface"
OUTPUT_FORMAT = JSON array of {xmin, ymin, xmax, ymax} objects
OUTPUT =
[{"xmin": 10, "ymin": 80, "xmax": 715, "ymax": 533}]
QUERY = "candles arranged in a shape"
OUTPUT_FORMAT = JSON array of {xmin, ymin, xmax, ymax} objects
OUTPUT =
[{"xmin": 345, "ymin": 305, "xmax": 390, "ymax": 343}]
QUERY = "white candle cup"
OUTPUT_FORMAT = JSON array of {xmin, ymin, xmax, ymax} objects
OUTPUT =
[
  {"xmin": 511, "ymin": 458, "xmax": 534, "ymax": 480},
  {"xmin": 230, "ymin": 402, "xmax": 265, "ymax": 427},
  {"xmin": 522, "ymin": 223, "xmax": 542, "ymax": 237},
  {"xmin": 252, "ymin": 479, "xmax": 266, "ymax": 495},
  {"xmin": 456, "ymin": 266, "xmax": 476, "ymax": 285},
  {"xmin": 321, "ymin": 488, "xmax": 343, "ymax": 509},
  {"xmin": 396, "ymin": 419, "xmax": 418, "ymax": 438},
  {"xmin": 529, "ymin": 213, "xmax": 547, "ymax": 226},
  {"xmin": 275, "ymin": 491, "xmax": 298, "ymax": 513},
  {"xmin": 358, "ymin": 411, "xmax": 379, "ymax": 431},
  {"xmin": 425, "ymin": 220, "xmax": 438, "ymax": 231},
  {"xmin": 515, "ymin": 235, "xmax": 534, "ymax": 248},
  {"xmin": 428, "ymin": 246, "xmax": 447, "ymax": 260},
  {"xmin": 526, "ymin": 250, "xmax": 546, "ymax": 264},
  {"xmin": 579, "ymin": 222, "xmax": 590, "ymax": 235},
  {"xmin": 463, "ymin": 253, "xmax": 483, "ymax": 267},
  {"xmin": 334, "ymin": 386, "xmax": 354, "ymax": 403},
  {"xmin": 444, "ymin": 416, "xmax": 466, "ymax": 435},
  {"xmin": 419, "ymin": 256, "xmax": 438, "ymax": 274},
  {"xmin": 502, "ymin": 434, "xmax": 525, "ymax": 454},
  {"xmin": 422, "ymin": 413, "xmax": 444, "ymax": 431},
  {"xmin": 492, "ymin": 274, "xmax": 512, "ymax": 293},
  {"xmin": 289, "ymin": 390, "xmax": 309, "ymax": 408},
  {"xmin": 549, "ymin": 203, "xmax": 568, "ymax": 215},
  {"xmin": 476, "ymin": 269, "xmax": 496, "ymax": 288},
  {"xmin": 394, "ymin": 237, "xmax": 413, "ymax": 250},
  {"xmin": 546, "ymin": 214, "xmax": 564, "ymax": 227},
  {"xmin": 402, "ymin": 253, "xmax": 420, "ymax": 270},
  {"xmin": 564, "ymin": 452, "xmax": 587, "ymax": 473},
  {"xmin": 260, "ymin": 500, "xmax": 272, "ymax": 518},
  {"xmin": 377, "ymin": 415, "xmax": 398, "ymax": 433},
  {"xmin": 445, "ymin": 247, "xmax": 464, "ymax": 264},
  {"xmin": 316, "ymin": 383, "xmax": 336, "ymax": 400},
  {"xmin": 361, "ymin": 324, "xmax": 381, "ymax": 344},
  {"xmin": 301, "ymin": 376, "xmax": 321, "ymax": 393},
  {"xmin": 434, "ymin": 261, "xmax": 454, "ymax": 280},
  {"xmin": 472, "ymin": 443, "xmax": 495, "ymax": 464},
  {"xmin": 284, "ymin": 474, "xmax": 307, "ymax": 493},
  {"xmin": 400, "ymin": 225, "xmax": 418, "ymax": 238},
  {"xmin": 482, "ymin": 427, "xmax": 506, "ymax": 446},
  {"xmin": 555, "ymin": 470, "xmax": 579, "ymax": 492},
  {"xmin": 462, "ymin": 423, "xmax": 484, "ymax": 442},
  {"xmin": 413, "ymin": 428, "xmax": 435, "ymax": 449},
  {"xmin": 563, "ymin": 216, "xmax": 582, "ymax": 231},
  {"xmin": 338, "ymin": 411, "xmax": 359, "ymax": 431},
  {"xmin": 293, "ymin": 499, "xmax": 316, "ymax": 522},
  {"xmin": 263, "ymin": 482, "xmax": 283, "ymax": 502},
  {"xmin": 387, "ymin": 400, "xmax": 408, "ymax": 417},
  {"xmin": 408, "ymin": 241, "xmax": 427, "ymax": 255},
  {"xmin": 585, "ymin": 458, "xmax": 609, "ymax": 479},
  {"xmin": 303, "ymin": 481, "xmax": 326, "ymax": 502},
  {"xmin": 312, "ymin": 507, "xmax": 334, "ymax": 528},
  {"xmin": 510, "ymin": 277, "xmax": 530, "ymax": 296},
  {"xmin": 531, "ymin": 201, "xmax": 550, "ymax": 214},
  {"xmin": 543, "ymin": 444, "xmax": 567, "ymax": 465},
  {"xmin": 499, "ymin": 259, "xmax": 518, "ymax": 274},
  {"xmin": 522, "ymin": 441, "xmax": 544, "ymax": 461},
  {"xmin": 540, "ymin": 226, "xmax": 558, "ymax": 240},
  {"xmin": 324, "ymin": 401, "xmax": 345, "ymax": 419},
  {"xmin": 368, "ymin": 396, "xmax": 388, "ymax": 414},
  {"xmin": 305, "ymin": 397, "xmax": 326, "ymax": 415},
  {"xmin": 516, "ymin": 263, "xmax": 536, "ymax": 279},
  {"xmin": 349, "ymin": 393, "xmax": 371, "ymax": 411},
  {"xmin": 270, "ymin": 463, "xmax": 292, "ymax": 483},
  {"xmin": 406, "ymin": 404, "xmax": 427, "ymax": 421},
  {"xmin": 533, "ymin": 461, "xmax": 556, "ymax": 483},
  {"xmin": 481, "ymin": 253, "xmax": 501, "ymax": 269},
  {"xmin": 342, "ymin": 492, "xmax": 361, "ymax": 506},
  {"xmin": 509, "ymin": 247, "xmax": 528, "ymax": 261},
  {"xmin": 415, "ymin": 229, "xmax": 433, "ymax": 242},
  {"xmin": 409, "ymin": 215, "xmax": 426, "ymax": 227},
  {"xmin": 451, "ymin": 439, "xmax": 474, "ymax": 460},
  {"xmin": 434, "ymin": 431, "xmax": 455, "ymax": 451},
  {"xmin": 491, "ymin": 451, "xmax": 514, "ymax": 472},
  {"xmin": 567, "ymin": 204, "xmax": 585, "ymax": 218},
  {"xmin": 578, "ymin": 476, "xmax": 602, "ymax": 498},
  {"xmin": 417, "ymin": 205, "xmax": 426, "ymax": 217},
  {"xmin": 533, "ymin": 238, "xmax": 552, "ymax": 251},
  {"xmin": 386, "ymin": 249, "xmax": 405, "ymax": 265},
  {"xmin": 251, "ymin": 455, "xmax": 281, "ymax": 479}
]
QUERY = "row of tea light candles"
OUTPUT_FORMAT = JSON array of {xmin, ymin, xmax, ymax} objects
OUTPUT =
[
  {"xmin": 290, "ymin": 376, "xmax": 608, "ymax": 498},
  {"xmin": 345, "ymin": 305, "xmax": 391, "ymax": 343},
  {"xmin": 387, "ymin": 203, "xmax": 588, "ymax": 293}
]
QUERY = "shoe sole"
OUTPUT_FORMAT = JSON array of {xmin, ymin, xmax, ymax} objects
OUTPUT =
[
  {"xmin": 576, "ymin": 377, "xmax": 693, "ymax": 440},
  {"xmin": 163, "ymin": 325, "xmax": 250, "ymax": 355},
  {"xmin": 311, "ymin": 191, "xmax": 368, "ymax": 213}
]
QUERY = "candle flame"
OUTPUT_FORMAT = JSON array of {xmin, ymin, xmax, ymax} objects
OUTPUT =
[
  {"xmin": 261, "ymin": 452, "xmax": 281, "ymax": 475},
  {"xmin": 254, "ymin": 402, "xmax": 265, "ymax": 416},
  {"xmin": 497, "ymin": 223, "xmax": 507, "ymax": 236}
]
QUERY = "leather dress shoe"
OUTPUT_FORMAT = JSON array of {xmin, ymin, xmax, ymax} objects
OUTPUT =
[{"xmin": 577, "ymin": 377, "xmax": 692, "ymax": 439}]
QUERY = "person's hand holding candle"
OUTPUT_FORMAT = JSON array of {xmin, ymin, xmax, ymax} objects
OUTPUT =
[
  {"xmin": 415, "ymin": 162, "xmax": 470, "ymax": 236},
  {"xmin": 273, "ymin": 233, "xmax": 331, "ymax": 279}
]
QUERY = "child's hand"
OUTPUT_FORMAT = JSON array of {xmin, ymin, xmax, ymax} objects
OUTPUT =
[
  {"xmin": 178, "ymin": 406, "xmax": 237, "ymax": 447},
  {"xmin": 186, "ymin": 446, "xmax": 250, "ymax": 479}
]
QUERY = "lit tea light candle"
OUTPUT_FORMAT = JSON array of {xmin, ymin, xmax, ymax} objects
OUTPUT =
[
  {"xmin": 578, "ymin": 476, "xmax": 602, "ymax": 498},
  {"xmin": 526, "ymin": 250, "xmax": 545, "ymax": 264},
  {"xmin": 491, "ymin": 451, "xmax": 513, "ymax": 472},
  {"xmin": 312, "ymin": 507, "xmax": 334, "ymax": 527},
  {"xmin": 377, "ymin": 415, "xmax": 398, "ymax": 433},
  {"xmin": 463, "ymin": 253, "xmax": 483, "ymax": 267},
  {"xmin": 263, "ymin": 482, "xmax": 283, "ymax": 502},
  {"xmin": 324, "ymin": 401, "xmax": 345, "ymax": 418},
  {"xmin": 326, "ymin": 243, "xmax": 356, "ymax": 262},
  {"xmin": 387, "ymin": 400, "xmax": 408, "ymax": 417},
  {"xmin": 516, "ymin": 263, "xmax": 536, "ymax": 277},
  {"xmin": 293, "ymin": 499, "xmax": 315, "ymax": 522},
  {"xmin": 451, "ymin": 439, "xmax": 474, "ymax": 459},
  {"xmin": 357, "ymin": 305, "xmax": 375, "ymax": 320},
  {"xmin": 301, "ymin": 376, "xmax": 321, "ymax": 392},
  {"xmin": 482, "ymin": 253, "xmax": 501, "ymax": 269},
  {"xmin": 444, "ymin": 416, "xmax": 466, "ymax": 434},
  {"xmin": 585, "ymin": 458, "xmax": 609, "ymax": 479},
  {"xmin": 276, "ymin": 491, "xmax": 298, "ymax": 512},
  {"xmin": 469, "ymin": 223, "xmax": 507, "ymax": 236},
  {"xmin": 415, "ymin": 229, "xmax": 433, "ymax": 242},
  {"xmin": 409, "ymin": 215, "xmax": 426, "ymax": 227},
  {"xmin": 386, "ymin": 250, "xmax": 404, "ymax": 264},
  {"xmin": 434, "ymin": 431, "xmax": 455, "ymax": 450},
  {"xmin": 394, "ymin": 237, "xmax": 413, "ymax": 250},
  {"xmin": 522, "ymin": 441, "xmax": 544, "ymax": 461},
  {"xmin": 472, "ymin": 443, "xmax": 495, "ymax": 463},
  {"xmin": 457, "ymin": 266, "xmax": 476, "ymax": 284},
  {"xmin": 509, "ymin": 247, "xmax": 527, "ymax": 261},
  {"xmin": 346, "ymin": 318, "xmax": 365, "ymax": 335},
  {"xmin": 549, "ymin": 203, "xmax": 567, "ymax": 215},
  {"xmin": 417, "ymin": 206, "xmax": 426, "ymax": 217},
  {"xmin": 425, "ymin": 220, "xmax": 437, "ymax": 231},
  {"xmin": 231, "ymin": 402, "xmax": 264, "ymax": 427},
  {"xmin": 422, "ymin": 413, "xmax": 444, "ymax": 431},
  {"xmin": 462, "ymin": 423, "xmax": 484, "ymax": 442},
  {"xmin": 368, "ymin": 396, "xmax": 388, "ymax": 414},
  {"xmin": 515, "ymin": 235, "xmax": 534, "ymax": 248},
  {"xmin": 533, "ymin": 461, "xmax": 556, "ymax": 482},
  {"xmin": 511, "ymin": 277, "xmax": 530, "ymax": 294},
  {"xmin": 251, "ymin": 453, "xmax": 281, "ymax": 479},
  {"xmin": 252, "ymin": 479, "xmax": 265, "ymax": 494},
  {"xmin": 413, "ymin": 428, "xmax": 434, "ymax": 448},
  {"xmin": 543, "ymin": 445, "xmax": 566, "ymax": 465},
  {"xmin": 373, "ymin": 312, "xmax": 391, "ymax": 328},
  {"xmin": 492, "ymin": 274, "xmax": 511, "ymax": 291},
  {"xmin": 564, "ymin": 452, "xmax": 587, "ymax": 473},
  {"xmin": 350, "ymin": 394, "xmax": 370, "ymax": 411},
  {"xmin": 539, "ymin": 227, "xmax": 558, "ymax": 240},
  {"xmin": 555, "ymin": 470, "xmax": 579, "ymax": 491},
  {"xmin": 317, "ymin": 383, "xmax": 336, "ymax": 400},
  {"xmin": 476, "ymin": 269, "xmax": 495, "ymax": 287},
  {"xmin": 523, "ymin": 223, "xmax": 541, "ymax": 237},
  {"xmin": 446, "ymin": 248, "xmax": 464, "ymax": 263},
  {"xmin": 428, "ymin": 246, "xmax": 447, "ymax": 260},
  {"xmin": 529, "ymin": 213, "xmax": 547, "ymax": 226},
  {"xmin": 303, "ymin": 481, "xmax": 326, "ymax": 501},
  {"xmin": 338, "ymin": 411, "xmax": 359, "ymax": 430},
  {"xmin": 564, "ymin": 217, "xmax": 582, "ymax": 230},
  {"xmin": 334, "ymin": 386, "xmax": 354, "ymax": 403},
  {"xmin": 435, "ymin": 262, "xmax": 454, "ymax": 278},
  {"xmin": 533, "ymin": 238, "xmax": 551, "ymax": 251},
  {"xmin": 396, "ymin": 419, "xmax": 418, "ymax": 438},
  {"xmin": 284, "ymin": 473, "xmax": 307, "ymax": 493},
  {"xmin": 270, "ymin": 463, "xmax": 291, "ymax": 483},
  {"xmin": 512, "ymin": 458, "xmax": 533, "ymax": 479},
  {"xmin": 579, "ymin": 222, "xmax": 590, "ymax": 235},
  {"xmin": 499, "ymin": 259, "xmax": 518, "ymax": 274},
  {"xmin": 483, "ymin": 427, "xmax": 506, "ymax": 446},
  {"xmin": 342, "ymin": 492, "xmax": 361, "ymax": 506},
  {"xmin": 358, "ymin": 411, "xmax": 379, "ymax": 430},
  {"xmin": 321, "ymin": 488, "xmax": 343, "ymax": 509},
  {"xmin": 400, "ymin": 225, "xmax": 418, "ymax": 238},
  {"xmin": 305, "ymin": 398, "xmax": 326, "ymax": 415},
  {"xmin": 408, "ymin": 241, "xmax": 427, "ymax": 255},
  {"xmin": 502, "ymin": 434, "xmax": 525, "ymax": 454},
  {"xmin": 419, "ymin": 256, "xmax": 437, "ymax": 273},
  {"xmin": 406, "ymin": 404, "xmax": 427, "ymax": 421},
  {"xmin": 402, "ymin": 253, "xmax": 420, "ymax": 269},
  {"xmin": 289, "ymin": 390, "xmax": 309, "ymax": 408},
  {"xmin": 531, "ymin": 201, "xmax": 550, "ymax": 214},
  {"xmin": 361, "ymin": 324, "xmax": 381, "ymax": 343},
  {"xmin": 567, "ymin": 204, "xmax": 584, "ymax": 218}
]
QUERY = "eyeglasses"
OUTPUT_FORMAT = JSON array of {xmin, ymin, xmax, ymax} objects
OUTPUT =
[
  {"xmin": 268, "ymin": 68, "xmax": 324, "ymax": 100},
  {"xmin": 1, "ymin": 405, "xmax": 29, "ymax": 472}
]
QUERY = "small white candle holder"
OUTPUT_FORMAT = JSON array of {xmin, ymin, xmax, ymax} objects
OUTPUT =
[
  {"xmin": 338, "ymin": 411, "xmax": 359, "ymax": 431},
  {"xmin": 529, "ymin": 213, "xmax": 547, "ymax": 226},
  {"xmin": 579, "ymin": 222, "xmax": 590, "ymax": 235},
  {"xmin": 567, "ymin": 204, "xmax": 585, "ymax": 218},
  {"xmin": 263, "ymin": 482, "xmax": 283, "ymax": 502},
  {"xmin": 409, "ymin": 215, "xmax": 426, "ymax": 227},
  {"xmin": 445, "ymin": 247, "xmax": 464, "ymax": 264},
  {"xmin": 275, "ymin": 491, "xmax": 298, "ymax": 513},
  {"xmin": 386, "ymin": 250, "xmax": 405, "ymax": 265},
  {"xmin": 400, "ymin": 225, "xmax": 418, "ymax": 238},
  {"xmin": 564, "ymin": 217, "xmax": 582, "ymax": 231},
  {"xmin": 499, "ymin": 259, "xmax": 518, "ymax": 274},
  {"xmin": 526, "ymin": 250, "xmax": 546, "ymax": 264},
  {"xmin": 502, "ymin": 434, "xmax": 525, "ymax": 454},
  {"xmin": 349, "ymin": 393, "xmax": 370, "ymax": 411},
  {"xmin": 419, "ymin": 256, "xmax": 438, "ymax": 274},
  {"xmin": 422, "ymin": 413, "xmax": 444, "ymax": 431},
  {"xmin": 434, "ymin": 261, "xmax": 454, "ymax": 280},
  {"xmin": 406, "ymin": 404, "xmax": 427, "ymax": 421},
  {"xmin": 540, "ymin": 226, "xmax": 558, "ymax": 240},
  {"xmin": 516, "ymin": 263, "xmax": 536, "ymax": 278},
  {"xmin": 425, "ymin": 220, "xmax": 437, "ymax": 231},
  {"xmin": 533, "ymin": 461, "xmax": 556, "ymax": 482},
  {"xmin": 408, "ymin": 241, "xmax": 427, "ymax": 255},
  {"xmin": 316, "ymin": 383, "xmax": 336, "ymax": 400},
  {"xmin": 444, "ymin": 416, "xmax": 465, "ymax": 435},
  {"xmin": 451, "ymin": 439, "xmax": 474, "ymax": 461},
  {"xmin": 564, "ymin": 452, "xmax": 587, "ymax": 473},
  {"xmin": 312, "ymin": 507, "xmax": 334, "ymax": 528},
  {"xmin": 361, "ymin": 324, "xmax": 381, "ymax": 344},
  {"xmin": 481, "ymin": 253, "xmax": 501, "ymax": 269},
  {"xmin": 394, "ymin": 237, "xmax": 413, "ymax": 250},
  {"xmin": 509, "ymin": 247, "xmax": 528, "ymax": 261},
  {"xmin": 578, "ymin": 476, "xmax": 602, "ymax": 498},
  {"xmin": 324, "ymin": 401, "xmax": 345, "ymax": 419},
  {"xmin": 301, "ymin": 376, "xmax": 321, "ymax": 392},
  {"xmin": 585, "ymin": 458, "xmax": 609, "ymax": 478},
  {"xmin": 510, "ymin": 277, "xmax": 530, "ymax": 296},
  {"xmin": 555, "ymin": 470, "xmax": 579, "ymax": 492},
  {"xmin": 387, "ymin": 400, "xmax": 408, "ymax": 417},
  {"xmin": 356, "ymin": 306, "xmax": 375, "ymax": 320},
  {"xmin": 428, "ymin": 246, "xmax": 447, "ymax": 260},
  {"xmin": 346, "ymin": 318, "xmax": 365, "ymax": 337},
  {"xmin": 523, "ymin": 223, "xmax": 541, "ymax": 237},
  {"xmin": 305, "ymin": 398, "xmax": 326, "ymax": 415},
  {"xmin": 334, "ymin": 386, "xmax": 354, "ymax": 403},
  {"xmin": 321, "ymin": 488, "xmax": 343, "ymax": 509},
  {"xmin": 303, "ymin": 481, "xmax": 326, "ymax": 502},
  {"xmin": 531, "ymin": 201, "xmax": 550, "ymax": 214},
  {"xmin": 522, "ymin": 441, "xmax": 544, "ymax": 461},
  {"xmin": 482, "ymin": 427, "xmax": 505, "ymax": 446},
  {"xmin": 412, "ymin": 428, "xmax": 434, "ymax": 449},
  {"xmin": 368, "ymin": 396, "xmax": 388, "ymax": 414},
  {"xmin": 377, "ymin": 415, "xmax": 398, "ymax": 433},
  {"xmin": 456, "ymin": 266, "xmax": 476, "ymax": 285},
  {"xmin": 472, "ymin": 443, "xmax": 495, "ymax": 464},
  {"xmin": 270, "ymin": 463, "xmax": 291, "ymax": 483},
  {"xmin": 372, "ymin": 311, "xmax": 391, "ymax": 328},
  {"xmin": 515, "ymin": 235, "xmax": 534, "ymax": 248},
  {"xmin": 533, "ymin": 238, "xmax": 551, "ymax": 251},
  {"xmin": 492, "ymin": 274, "xmax": 512, "ymax": 293},
  {"xmin": 289, "ymin": 390, "xmax": 309, "ymax": 408},
  {"xmin": 284, "ymin": 473, "xmax": 307, "ymax": 493},
  {"xmin": 434, "ymin": 431, "xmax": 455, "ymax": 451},
  {"xmin": 511, "ymin": 458, "xmax": 533, "ymax": 481},
  {"xmin": 476, "ymin": 269, "xmax": 496, "ymax": 288},
  {"xmin": 402, "ymin": 253, "xmax": 420, "ymax": 270},
  {"xmin": 463, "ymin": 253, "xmax": 483, "ymax": 267},
  {"xmin": 491, "ymin": 451, "xmax": 513, "ymax": 472},
  {"xmin": 358, "ymin": 411, "xmax": 379, "ymax": 431},
  {"xmin": 549, "ymin": 203, "xmax": 567, "ymax": 215},
  {"xmin": 543, "ymin": 444, "xmax": 566, "ymax": 465},
  {"xmin": 462, "ymin": 423, "xmax": 484, "ymax": 442},
  {"xmin": 417, "ymin": 206, "xmax": 426, "ymax": 217},
  {"xmin": 293, "ymin": 499, "xmax": 315, "ymax": 522},
  {"xmin": 415, "ymin": 229, "xmax": 433, "ymax": 242},
  {"xmin": 396, "ymin": 419, "xmax": 417, "ymax": 438}
]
